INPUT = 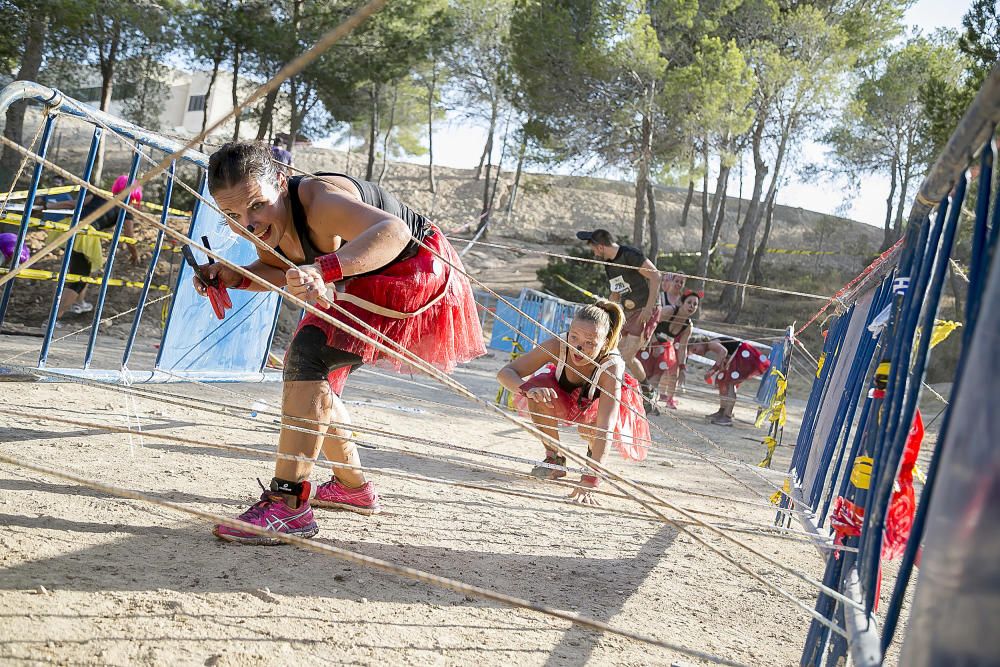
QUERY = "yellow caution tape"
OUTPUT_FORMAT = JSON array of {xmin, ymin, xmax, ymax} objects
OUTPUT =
[
  {"xmin": 850, "ymin": 456, "xmax": 874, "ymax": 490},
  {"xmin": 719, "ymin": 242, "xmax": 839, "ymax": 256},
  {"xmin": 755, "ymin": 369, "xmax": 787, "ymax": 429},
  {"xmin": 0, "ymin": 266, "xmax": 170, "ymax": 291},
  {"xmin": 759, "ymin": 436, "xmax": 778, "ymax": 468},
  {"xmin": 1, "ymin": 213, "xmax": 183, "ymax": 253},
  {"xmin": 929, "ymin": 319, "xmax": 961, "ymax": 349},
  {"xmin": 770, "ymin": 478, "xmax": 791, "ymax": 505},
  {"xmin": 2, "ymin": 185, "xmax": 80, "ymax": 199},
  {"xmin": 816, "ymin": 352, "xmax": 826, "ymax": 378}
]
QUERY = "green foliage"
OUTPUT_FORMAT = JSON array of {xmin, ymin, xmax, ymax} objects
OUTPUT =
[
  {"xmin": 655, "ymin": 250, "xmax": 723, "ymax": 278},
  {"xmin": 536, "ymin": 247, "xmax": 606, "ymax": 302}
]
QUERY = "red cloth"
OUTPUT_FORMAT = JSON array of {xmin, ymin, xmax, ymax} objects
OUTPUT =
[
  {"xmin": 514, "ymin": 364, "xmax": 650, "ymax": 462},
  {"xmin": 294, "ymin": 227, "xmax": 486, "ymax": 394},
  {"xmin": 638, "ymin": 341, "xmax": 678, "ymax": 383},
  {"xmin": 883, "ymin": 409, "xmax": 924, "ymax": 560},
  {"xmin": 714, "ymin": 341, "xmax": 770, "ymax": 392}
]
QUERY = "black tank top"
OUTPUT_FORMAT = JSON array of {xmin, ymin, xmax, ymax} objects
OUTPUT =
[
  {"xmin": 654, "ymin": 305, "xmax": 690, "ymax": 341},
  {"xmin": 280, "ymin": 172, "xmax": 433, "ymax": 268}
]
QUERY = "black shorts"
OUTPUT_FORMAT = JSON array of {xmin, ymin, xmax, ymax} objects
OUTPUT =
[
  {"xmin": 283, "ymin": 325, "xmax": 363, "ymax": 382},
  {"xmin": 66, "ymin": 251, "xmax": 92, "ymax": 294}
]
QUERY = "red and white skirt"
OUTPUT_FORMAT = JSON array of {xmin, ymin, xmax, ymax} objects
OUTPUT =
[
  {"xmin": 513, "ymin": 364, "xmax": 650, "ymax": 461},
  {"xmin": 295, "ymin": 227, "xmax": 486, "ymax": 394},
  {"xmin": 638, "ymin": 341, "xmax": 678, "ymax": 383},
  {"xmin": 714, "ymin": 342, "xmax": 771, "ymax": 392}
]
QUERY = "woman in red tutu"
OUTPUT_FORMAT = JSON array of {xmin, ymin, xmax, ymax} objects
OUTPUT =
[
  {"xmin": 194, "ymin": 141, "xmax": 485, "ymax": 544},
  {"xmin": 694, "ymin": 337, "xmax": 771, "ymax": 426},
  {"xmin": 639, "ymin": 290, "xmax": 701, "ymax": 409},
  {"xmin": 496, "ymin": 301, "xmax": 650, "ymax": 502}
]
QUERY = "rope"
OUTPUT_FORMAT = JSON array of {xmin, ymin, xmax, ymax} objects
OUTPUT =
[
  {"xmin": 0, "ymin": 111, "xmax": 48, "ymax": 217},
  {"xmin": 445, "ymin": 237, "xmax": 835, "ymax": 301},
  {"xmin": 796, "ymin": 239, "xmax": 903, "ymax": 336},
  {"xmin": 43, "ymin": 108, "xmax": 796, "ymax": 512},
  {"xmin": 0, "ymin": 291, "xmax": 174, "ymax": 365},
  {"xmin": 0, "ymin": 380, "xmax": 847, "ymax": 560},
  {"xmin": 0, "ymin": 448, "xmax": 743, "ymax": 665},
  {"xmin": 0, "ymin": 0, "xmax": 389, "ymax": 290},
  {"xmin": 0, "ymin": 129, "xmax": 859, "ymax": 626}
]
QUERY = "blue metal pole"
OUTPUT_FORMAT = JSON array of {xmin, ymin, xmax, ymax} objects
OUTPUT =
[
  {"xmin": 963, "ymin": 134, "xmax": 995, "ymax": 343},
  {"xmin": 0, "ymin": 113, "xmax": 57, "ymax": 328},
  {"xmin": 83, "ymin": 146, "xmax": 143, "ymax": 369},
  {"xmin": 818, "ymin": 278, "xmax": 893, "ymax": 521},
  {"xmin": 121, "ymin": 161, "xmax": 174, "ymax": 367},
  {"xmin": 880, "ymin": 141, "xmax": 1000, "ymax": 652},
  {"xmin": 38, "ymin": 126, "xmax": 103, "ymax": 367},
  {"xmin": 861, "ymin": 177, "xmax": 967, "ymax": 612},
  {"xmin": 155, "ymin": 172, "xmax": 207, "ymax": 369}
]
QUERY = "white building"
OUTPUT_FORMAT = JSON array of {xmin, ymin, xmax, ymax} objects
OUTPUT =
[{"xmin": 67, "ymin": 66, "xmax": 287, "ymax": 142}]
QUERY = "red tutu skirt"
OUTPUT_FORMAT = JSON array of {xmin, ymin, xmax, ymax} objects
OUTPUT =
[
  {"xmin": 638, "ymin": 342, "xmax": 677, "ymax": 383},
  {"xmin": 513, "ymin": 364, "xmax": 650, "ymax": 461},
  {"xmin": 715, "ymin": 342, "xmax": 771, "ymax": 392},
  {"xmin": 295, "ymin": 227, "xmax": 486, "ymax": 394}
]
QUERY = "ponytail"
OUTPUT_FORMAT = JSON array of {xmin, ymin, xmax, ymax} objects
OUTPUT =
[{"xmin": 575, "ymin": 300, "xmax": 625, "ymax": 359}]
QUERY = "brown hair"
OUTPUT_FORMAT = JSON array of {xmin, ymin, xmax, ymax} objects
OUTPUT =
[
  {"xmin": 574, "ymin": 300, "xmax": 625, "ymax": 358},
  {"xmin": 207, "ymin": 141, "xmax": 281, "ymax": 194}
]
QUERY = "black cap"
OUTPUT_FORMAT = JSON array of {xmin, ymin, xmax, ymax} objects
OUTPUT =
[{"xmin": 576, "ymin": 229, "xmax": 612, "ymax": 244}]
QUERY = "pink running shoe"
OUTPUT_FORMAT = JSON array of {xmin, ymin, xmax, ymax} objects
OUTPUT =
[
  {"xmin": 312, "ymin": 479, "xmax": 381, "ymax": 515},
  {"xmin": 213, "ymin": 491, "xmax": 319, "ymax": 545}
]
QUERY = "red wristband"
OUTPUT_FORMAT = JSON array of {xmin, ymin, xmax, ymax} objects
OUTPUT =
[
  {"xmin": 316, "ymin": 253, "xmax": 343, "ymax": 283},
  {"xmin": 236, "ymin": 276, "xmax": 253, "ymax": 290}
]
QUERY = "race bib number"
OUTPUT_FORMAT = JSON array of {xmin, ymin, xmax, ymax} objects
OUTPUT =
[{"xmin": 609, "ymin": 275, "xmax": 631, "ymax": 294}]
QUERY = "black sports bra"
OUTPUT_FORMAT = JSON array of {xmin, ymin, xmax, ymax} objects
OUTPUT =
[{"xmin": 278, "ymin": 172, "xmax": 433, "ymax": 269}]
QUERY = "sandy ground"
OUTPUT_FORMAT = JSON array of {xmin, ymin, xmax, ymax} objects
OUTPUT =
[{"xmin": 0, "ymin": 327, "xmax": 850, "ymax": 667}]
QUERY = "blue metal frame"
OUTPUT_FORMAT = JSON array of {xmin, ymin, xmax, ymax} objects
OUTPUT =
[
  {"xmin": 0, "ymin": 113, "xmax": 57, "ymax": 329},
  {"xmin": 82, "ymin": 147, "xmax": 143, "ymax": 369},
  {"xmin": 122, "ymin": 161, "xmax": 174, "ymax": 367},
  {"xmin": 38, "ymin": 126, "xmax": 103, "ymax": 367}
]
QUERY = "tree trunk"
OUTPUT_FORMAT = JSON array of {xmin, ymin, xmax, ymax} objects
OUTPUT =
[
  {"xmin": 729, "ymin": 113, "xmax": 794, "ymax": 321},
  {"xmin": 231, "ymin": 47, "xmax": 243, "ymax": 141},
  {"xmin": 378, "ymin": 85, "xmax": 398, "ymax": 185},
  {"xmin": 750, "ymin": 188, "xmax": 778, "ymax": 286},
  {"xmin": 679, "ymin": 150, "xmax": 695, "ymax": 228},
  {"xmin": 680, "ymin": 179, "xmax": 694, "ymax": 228},
  {"xmin": 92, "ymin": 20, "xmax": 121, "ymax": 185},
  {"xmin": 720, "ymin": 115, "xmax": 767, "ymax": 315},
  {"xmin": 697, "ymin": 156, "xmax": 731, "ymax": 284},
  {"xmin": 427, "ymin": 61, "xmax": 437, "ymax": 194},
  {"xmin": 255, "ymin": 88, "xmax": 279, "ymax": 141},
  {"xmin": 201, "ymin": 48, "xmax": 224, "ymax": 150},
  {"xmin": 948, "ymin": 263, "xmax": 964, "ymax": 319},
  {"xmin": 632, "ymin": 89, "xmax": 655, "ymax": 249},
  {"xmin": 646, "ymin": 181, "xmax": 659, "ymax": 260},
  {"xmin": 706, "ymin": 164, "xmax": 731, "ymax": 265},
  {"xmin": 893, "ymin": 141, "xmax": 914, "ymax": 239},
  {"xmin": 0, "ymin": 13, "xmax": 47, "ymax": 188},
  {"xmin": 882, "ymin": 152, "xmax": 899, "ymax": 250},
  {"xmin": 506, "ymin": 131, "xmax": 528, "ymax": 223},
  {"xmin": 365, "ymin": 85, "xmax": 380, "ymax": 181},
  {"xmin": 475, "ymin": 99, "xmax": 498, "ymax": 180}
]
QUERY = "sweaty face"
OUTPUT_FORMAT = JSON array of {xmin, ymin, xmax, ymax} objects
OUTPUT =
[
  {"xmin": 213, "ymin": 174, "xmax": 288, "ymax": 248},
  {"xmin": 567, "ymin": 319, "xmax": 605, "ymax": 365},
  {"xmin": 681, "ymin": 295, "xmax": 700, "ymax": 317}
]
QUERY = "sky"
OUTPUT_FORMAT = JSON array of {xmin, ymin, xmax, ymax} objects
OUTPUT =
[{"xmin": 333, "ymin": 0, "xmax": 973, "ymax": 230}]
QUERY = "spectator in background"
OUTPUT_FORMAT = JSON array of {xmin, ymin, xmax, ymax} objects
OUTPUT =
[{"xmin": 271, "ymin": 137, "xmax": 293, "ymax": 175}]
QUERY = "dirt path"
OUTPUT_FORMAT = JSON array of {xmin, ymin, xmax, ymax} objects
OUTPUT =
[{"xmin": 0, "ymin": 344, "xmax": 836, "ymax": 667}]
